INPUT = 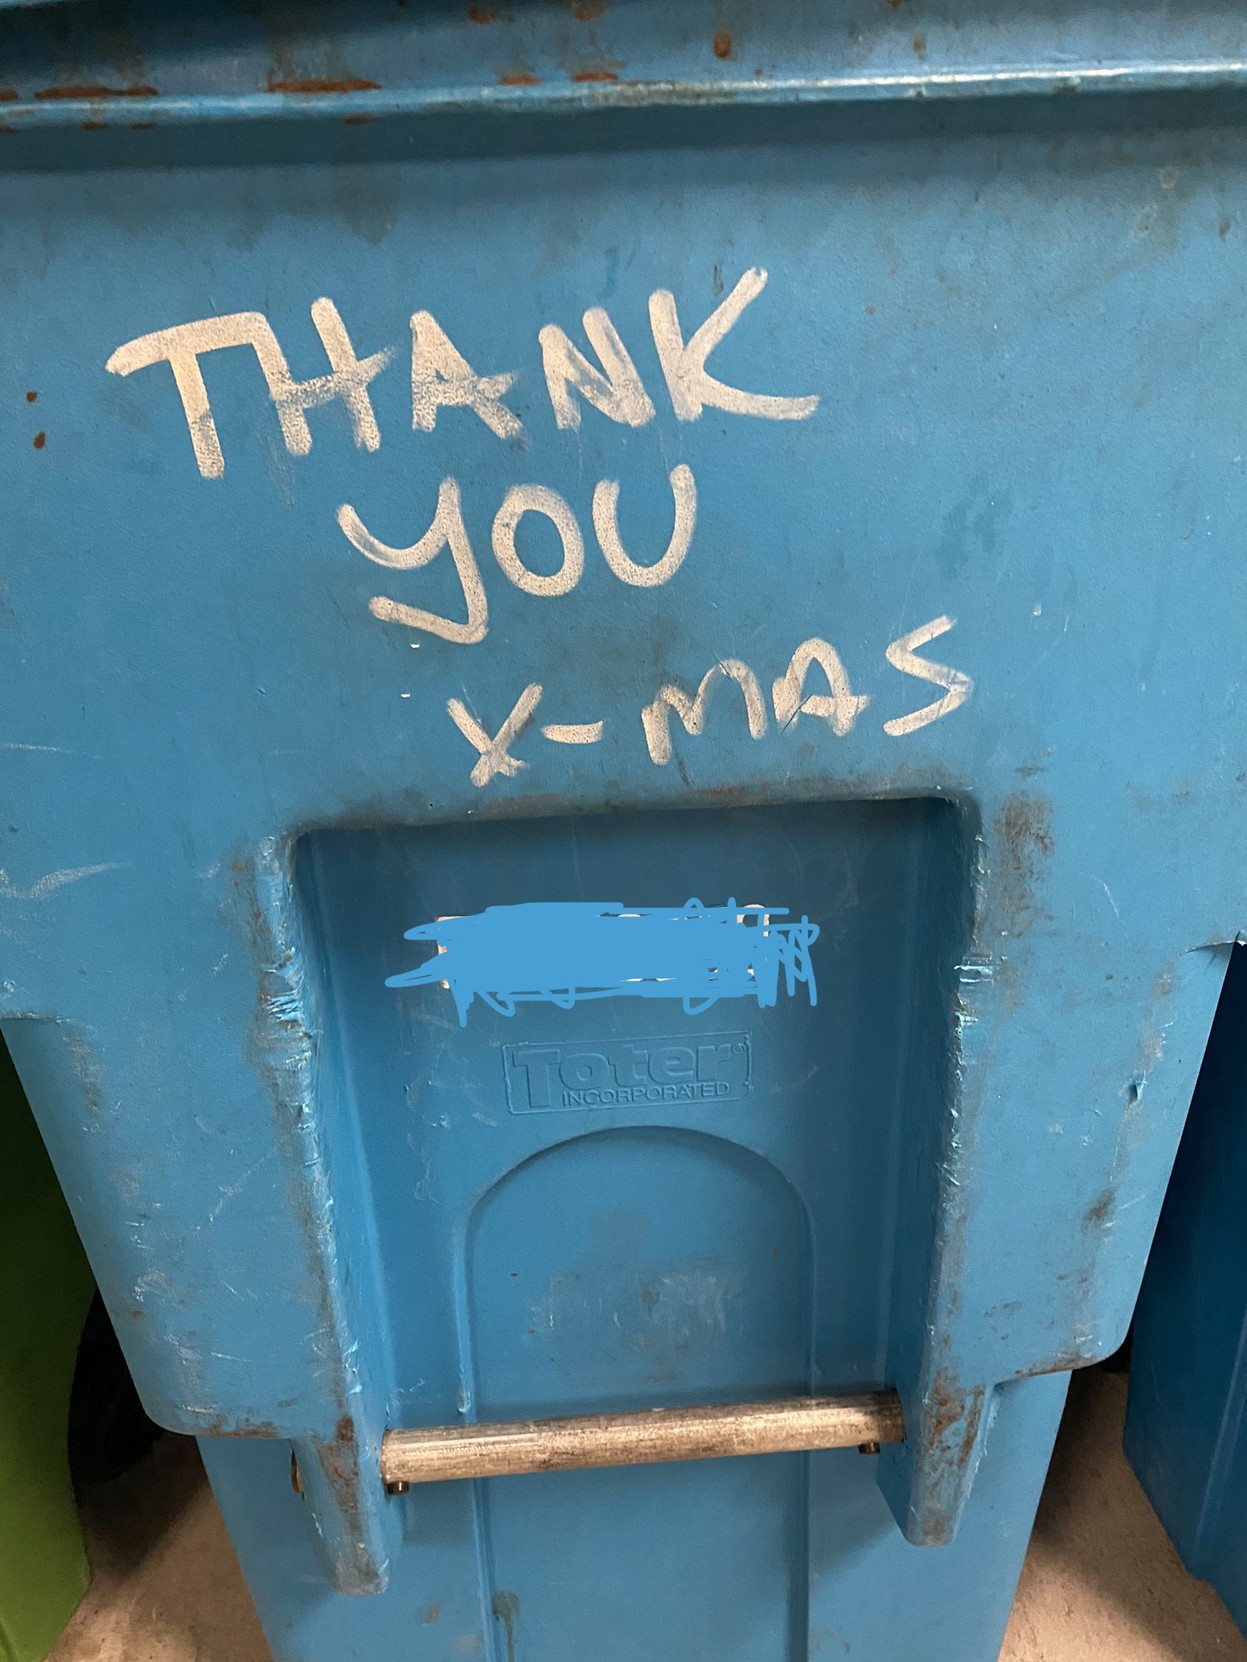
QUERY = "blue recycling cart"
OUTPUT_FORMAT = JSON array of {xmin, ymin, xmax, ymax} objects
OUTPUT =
[
  {"xmin": 1, "ymin": 2, "xmax": 1245, "ymax": 1659},
  {"xmin": 1126, "ymin": 947, "xmax": 1247, "ymax": 1636}
]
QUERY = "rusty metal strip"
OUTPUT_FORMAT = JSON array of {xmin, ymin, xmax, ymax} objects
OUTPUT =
[
  {"xmin": 380, "ymin": 1391, "xmax": 904, "ymax": 1487},
  {"xmin": 7, "ymin": 61, "xmax": 1247, "ymax": 131}
]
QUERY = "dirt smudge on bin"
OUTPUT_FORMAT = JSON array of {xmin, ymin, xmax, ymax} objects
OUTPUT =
[
  {"xmin": 491, "ymin": 1592, "xmax": 521, "ymax": 1662},
  {"xmin": 996, "ymin": 791, "xmax": 1053, "ymax": 936},
  {"xmin": 241, "ymin": 843, "xmax": 385, "ymax": 1590}
]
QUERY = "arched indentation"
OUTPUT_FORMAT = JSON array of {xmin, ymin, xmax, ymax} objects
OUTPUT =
[
  {"xmin": 462, "ymin": 1126, "xmax": 813, "ymax": 1662},
  {"xmin": 465, "ymin": 1125, "xmax": 811, "ymax": 1419}
]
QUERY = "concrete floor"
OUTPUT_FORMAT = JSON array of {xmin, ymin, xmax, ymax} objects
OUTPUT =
[{"xmin": 49, "ymin": 1368, "xmax": 1247, "ymax": 1662}]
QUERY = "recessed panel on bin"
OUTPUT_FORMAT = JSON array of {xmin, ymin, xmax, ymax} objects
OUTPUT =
[{"xmin": 295, "ymin": 800, "xmax": 964, "ymax": 1648}]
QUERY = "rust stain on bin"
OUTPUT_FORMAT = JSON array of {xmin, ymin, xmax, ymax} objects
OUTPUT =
[
  {"xmin": 996, "ymin": 790, "xmax": 1054, "ymax": 934},
  {"xmin": 34, "ymin": 83, "xmax": 157, "ymax": 100},
  {"xmin": 572, "ymin": 68, "xmax": 619, "ymax": 81},
  {"xmin": 927, "ymin": 1370, "xmax": 962, "ymax": 1445},
  {"xmin": 203, "ymin": 1417, "xmax": 281, "ymax": 1439},
  {"xmin": 713, "ymin": 29, "xmax": 733, "ymax": 58},
  {"xmin": 266, "ymin": 75, "xmax": 381, "ymax": 94},
  {"xmin": 1000, "ymin": 792, "xmax": 1054, "ymax": 862},
  {"xmin": 313, "ymin": 1413, "xmax": 368, "ymax": 1533},
  {"xmin": 500, "ymin": 70, "xmax": 541, "ymax": 85},
  {"xmin": 927, "ymin": 1372, "xmax": 986, "ymax": 1491},
  {"xmin": 1084, "ymin": 1186, "xmax": 1116, "ymax": 1233},
  {"xmin": 466, "ymin": 4, "xmax": 498, "ymax": 22}
]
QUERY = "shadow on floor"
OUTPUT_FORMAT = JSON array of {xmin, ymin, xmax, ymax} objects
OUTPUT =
[
  {"xmin": 53, "ymin": 1433, "xmax": 272, "ymax": 1662},
  {"xmin": 1003, "ymin": 1367, "xmax": 1247, "ymax": 1662}
]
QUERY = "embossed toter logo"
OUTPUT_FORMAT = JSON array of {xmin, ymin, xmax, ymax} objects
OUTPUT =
[
  {"xmin": 503, "ymin": 1033, "xmax": 753, "ymax": 1114},
  {"xmin": 384, "ymin": 898, "xmax": 819, "ymax": 1026}
]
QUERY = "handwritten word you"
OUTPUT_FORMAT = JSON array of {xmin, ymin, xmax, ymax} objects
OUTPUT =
[
  {"xmin": 343, "ymin": 464, "xmax": 696, "ymax": 643},
  {"xmin": 106, "ymin": 268, "xmax": 816, "ymax": 481}
]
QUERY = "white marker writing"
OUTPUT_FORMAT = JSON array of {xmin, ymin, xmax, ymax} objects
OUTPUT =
[
  {"xmin": 491, "ymin": 485, "xmax": 584, "ymax": 598},
  {"xmin": 593, "ymin": 465, "xmax": 697, "ymax": 588},
  {"xmin": 343, "ymin": 465, "xmax": 698, "ymax": 639},
  {"xmin": 642, "ymin": 661, "xmax": 769, "ymax": 765},
  {"xmin": 448, "ymin": 684, "xmax": 544, "ymax": 787},
  {"xmin": 108, "ymin": 270, "xmax": 819, "ymax": 478},
  {"xmin": 883, "ymin": 616, "xmax": 974, "ymax": 735},
  {"xmin": 541, "ymin": 721, "xmax": 605, "ymax": 744},
  {"xmin": 649, "ymin": 269, "xmax": 819, "ymax": 423},
  {"xmin": 339, "ymin": 478, "xmax": 488, "ymax": 645},
  {"xmin": 106, "ymin": 301, "xmax": 391, "ymax": 479},
  {"xmin": 773, "ymin": 638, "xmax": 870, "ymax": 735},
  {"xmin": 410, "ymin": 311, "xmax": 522, "ymax": 439},
  {"xmin": 448, "ymin": 615, "xmax": 973, "ymax": 786},
  {"xmin": 539, "ymin": 308, "xmax": 655, "ymax": 431}
]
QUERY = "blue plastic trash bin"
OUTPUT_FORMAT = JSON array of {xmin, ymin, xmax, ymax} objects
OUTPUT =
[
  {"xmin": 1, "ymin": 3, "xmax": 1244, "ymax": 1659},
  {"xmin": 1126, "ymin": 946, "xmax": 1247, "ymax": 1635}
]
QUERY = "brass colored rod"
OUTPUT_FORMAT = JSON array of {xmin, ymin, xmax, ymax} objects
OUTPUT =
[{"xmin": 381, "ymin": 1391, "xmax": 904, "ymax": 1486}]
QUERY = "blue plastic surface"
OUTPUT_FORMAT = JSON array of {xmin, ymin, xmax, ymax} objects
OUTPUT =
[
  {"xmin": 1, "ymin": 1, "xmax": 1245, "ymax": 1656},
  {"xmin": 203, "ymin": 1373, "xmax": 1070, "ymax": 1662},
  {"xmin": 1126, "ymin": 947, "xmax": 1247, "ymax": 1636}
]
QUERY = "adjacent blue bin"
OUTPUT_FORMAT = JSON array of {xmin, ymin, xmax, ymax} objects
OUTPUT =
[
  {"xmin": 2, "ymin": 3, "xmax": 1246, "ymax": 1659},
  {"xmin": 1126, "ymin": 946, "xmax": 1247, "ymax": 1635}
]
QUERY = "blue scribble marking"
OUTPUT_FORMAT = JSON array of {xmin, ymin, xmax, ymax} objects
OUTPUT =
[{"xmin": 386, "ymin": 899, "xmax": 820, "ymax": 1026}]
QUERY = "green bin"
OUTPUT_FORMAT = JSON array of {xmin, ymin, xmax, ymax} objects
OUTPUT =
[{"xmin": 0, "ymin": 1042, "xmax": 93, "ymax": 1662}]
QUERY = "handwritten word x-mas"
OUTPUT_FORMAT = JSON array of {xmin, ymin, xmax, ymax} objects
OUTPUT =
[{"xmin": 445, "ymin": 617, "xmax": 973, "ymax": 787}]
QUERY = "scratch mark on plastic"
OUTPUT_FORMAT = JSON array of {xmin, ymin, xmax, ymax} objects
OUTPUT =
[
  {"xmin": 386, "ymin": 898, "xmax": 818, "ymax": 1025},
  {"xmin": 0, "ymin": 861, "xmax": 125, "ymax": 901}
]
